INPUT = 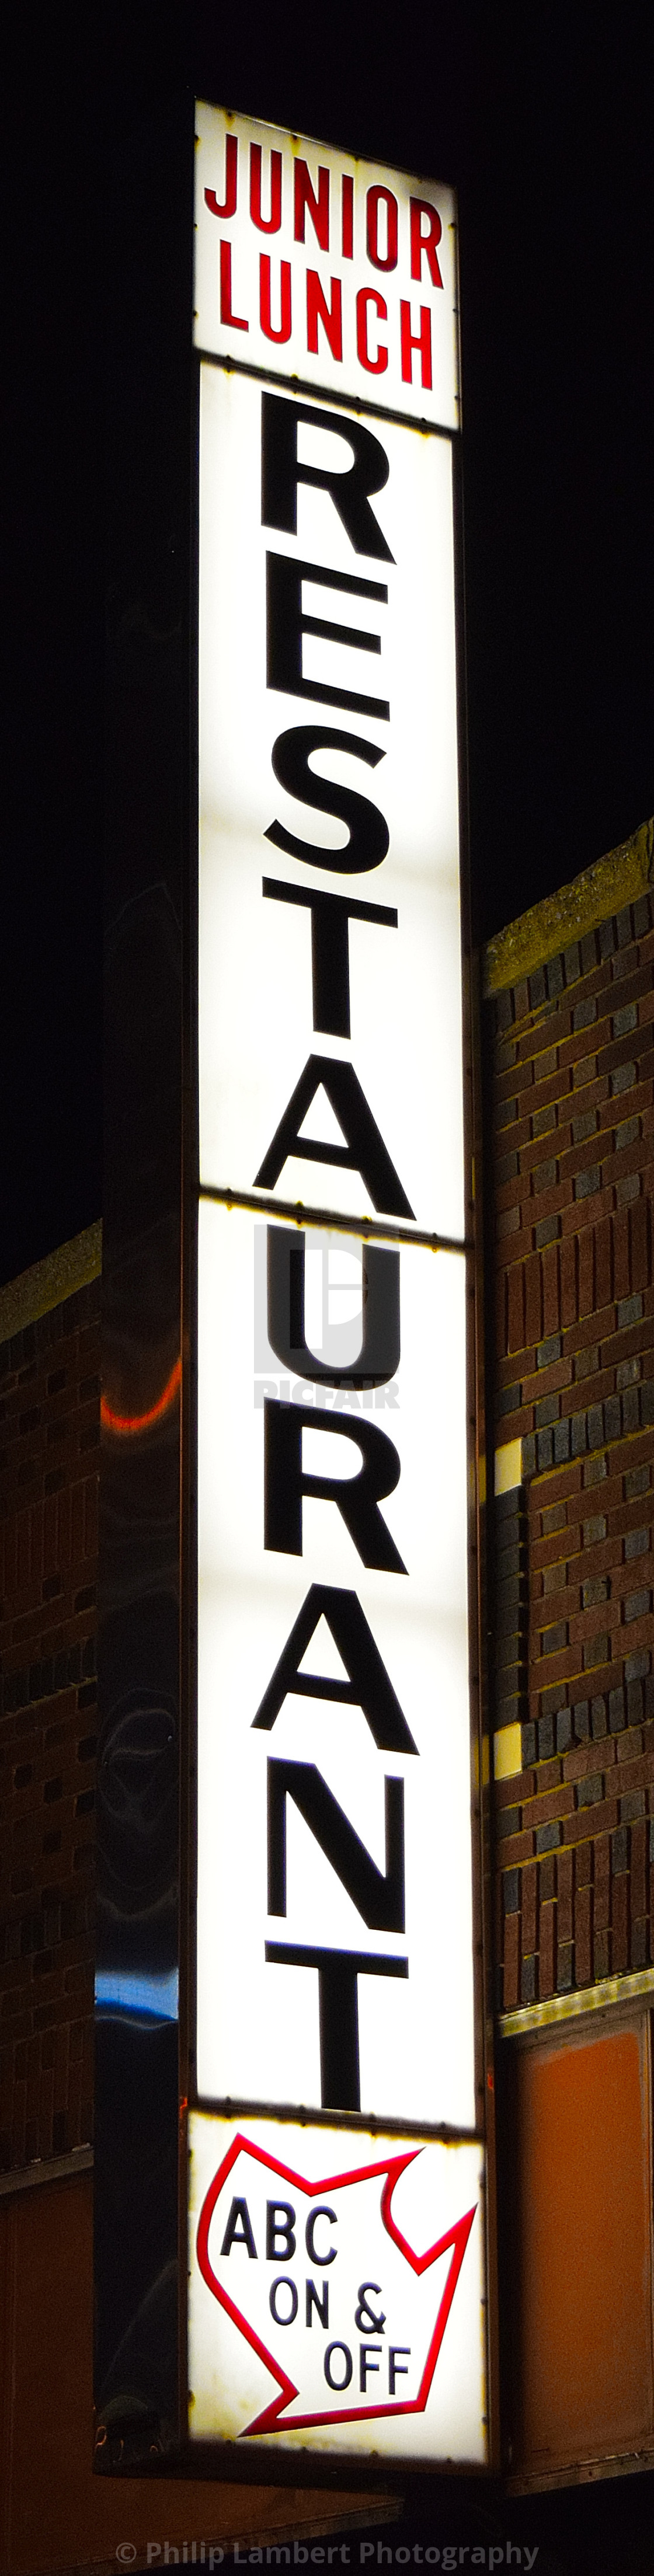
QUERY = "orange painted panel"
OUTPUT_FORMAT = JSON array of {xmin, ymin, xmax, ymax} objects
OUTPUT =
[
  {"xmin": 0, "ymin": 2174, "xmax": 381, "ymax": 2576},
  {"xmin": 506, "ymin": 2020, "xmax": 654, "ymax": 2469}
]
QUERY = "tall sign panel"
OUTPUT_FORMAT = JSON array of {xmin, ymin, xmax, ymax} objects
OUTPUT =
[{"xmin": 189, "ymin": 106, "xmax": 488, "ymax": 2468}]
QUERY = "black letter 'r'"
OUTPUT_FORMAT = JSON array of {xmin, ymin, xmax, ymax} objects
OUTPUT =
[{"xmin": 262, "ymin": 392, "xmax": 394, "ymax": 562}]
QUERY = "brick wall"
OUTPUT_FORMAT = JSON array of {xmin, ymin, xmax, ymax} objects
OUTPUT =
[
  {"xmin": 487, "ymin": 825, "xmax": 654, "ymax": 2014},
  {"xmin": 3, "ymin": 824, "xmax": 653, "ymax": 2167},
  {"xmin": 0, "ymin": 1235, "xmax": 100, "ymax": 2170}
]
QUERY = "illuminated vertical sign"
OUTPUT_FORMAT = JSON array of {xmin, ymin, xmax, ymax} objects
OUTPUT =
[{"xmin": 190, "ymin": 104, "xmax": 487, "ymax": 2466}]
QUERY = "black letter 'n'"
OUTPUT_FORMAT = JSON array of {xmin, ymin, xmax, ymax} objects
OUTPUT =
[{"xmin": 267, "ymin": 1758, "xmax": 405, "ymax": 1931}]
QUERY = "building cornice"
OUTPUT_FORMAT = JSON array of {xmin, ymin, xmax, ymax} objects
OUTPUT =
[
  {"xmin": 0, "ymin": 1218, "xmax": 102, "ymax": 1345},
  {"xmin": 483, "ymin": 814, "xmax": 653, "ymax": 996}
]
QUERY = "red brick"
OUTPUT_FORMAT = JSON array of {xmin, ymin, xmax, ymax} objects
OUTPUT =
[
  {"xmin": 530, "ymin": 1066, "xmax": 572, "ymax": 1116},
  {"xmin": 70, "ymin": 1480, "xmax": 85, "ymax": 1566},
  {"xmin": 578, "ymin": 1227, "xmax": 595, "ymax": 1320},
  {"xmin": 593, "ymin": 1867, "xmax": 611, "ymax": 1933},
  {"xmin": 602, "ymin": 1319, "xmax": 654, "ymax": 1371},
  {"xmin": 560, "ymin": 1232, "xmax": 579, "ymax": 1327},
  {"xmin": 608, "ymin": 960, "xmax": 653, "ymax": 1011},
  {"xmin": 503, "ymin": 1913, "xmax": 519, "ymax": 2011},
  {"xmin": 594, "ymin": 1832, "xmax": 611, "ymax": 1877},
  {"xmin": 563, "ymin": 1739, "xmax": 616, "ymax": 1784},
  {"xmin": 566, "ymin": 1074, "xmax": 610, "ymax": 1119},
  {"xmin": 574, "ymin": 1882, "xmax": 592, "ymax": 1986},
  {"xmin": 84, "ymin": 1475, "xmax": 98, "ymax": 1559},
  {"xmin": 613, "ymin": 1205, "xmax": 631, "ymax": 1300},
  {"xmin": 500, "ymin": 1830, "xmax": 536, "ymax": 1867},
  {"xmin": 542, "ymin": 1243, "xmax": 561, "ymax": 1337},
  {"xmin": 611, "ymin": 1872, "xmax": 629, "ymax": 1972},
  {"xmin": 533, "ymin": 1646, "xmax": 578, "ymax": 1692},
  {"xmin": 556, "ymin": 1848, "xmax": 573, "ymax": 1939},
  {"xmin": 57, "ymin": 1487, "xmax": 71, "ymax": 1568},
  {"xmin": 631, "ymin": 1195, "xmax": 650, "ymax": 1290},
  {"xmin": 538, "ymin": 1901, "xmax": 555, "ymax": 1998},
  {"xmin": 594, "ymin": 1216, "xmax": 613, "ymax": 1312},
  {"xmin": 631, "ymin": 1819, "xmax": 648, "ymax": 1920},
  {"xmin": 12, "ymin": 2084, "xmax": 27, "ymax": 2163},
  {"xmin": 506, "ymin": 1264, "xmax": 524, "ymax": 1356},
  {"xmin": 523, "ymin": 1252, "xmax": 542, "ymax": 1348},
  {"xmin": 531, "ymin": 1766, "xmax": 561, "ymax": 1805},
  {"xmin": 521, "ymin": 1862, "xmax": 537, "ymax": 1955},
  {"xmin": 560, "ymin": 1368, "xmax": 615, "ymax": 1420},
  {"xmin": 532, "ymin": 1180, "xmax": 575, "ymax": 1225},
  {"xmin": 562, "ymin": 1797, "xmax": 620, "ymax": 1845},
  {"xmin": 574, "ymin": 1838, "xmax": 593, "ymax": 1886},
  {"xmin": 520, "ymin": 1012, "xmax": 569, "ymax": 1062},
  {"xmin": 496, "ymin": 1769, "xmax": 535, "ymax": 1808},
  {"xmin": 496, "ymin": 1062, "xmax": 531, "ymax": 1106},
  {"xmin": 533, "ymin": 1530, "xmax": 571, "ymax": 1574},
  {"xmin": 563, "ymin": 1304, "xmax": 615, "ymax": 1358},
  {"xmin": 521, "ymin": 1357, "xmax": 572, "ymax": 1406},
  {"xmin": 532, "ymin": 1576, "xmax": 575, "ymax": 1619},
  {"xmin": 614, "ymin": 1752, "xmax": 654, "ymax": 1798}
]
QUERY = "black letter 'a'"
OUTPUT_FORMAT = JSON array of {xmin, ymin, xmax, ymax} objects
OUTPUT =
[
  {"xmin": 220, "ymin": 2197, "xmax": 258, "ymax": 2258},
  {"xmin": 267, "ymin": 1227, "xmax": 399, "ymax": 1387},
  {"xmin": 252, "ymin": 1582, "xmax": 417, "ymax": 1752},
  {"xmin": 268, "ymin": 1759, "xmax": 405, "ymax": 1931},
  {"xmin": 264, "ymin": 1399, "xmax": 406, "ymax": 1573},
  {"xmin": 254, "ymin": 1054, "xmax": 415, "ymax": 1222},
  {"xmin": 262, "ymin": 392, "xmax": 394, "ymax": 562},
  {"xmin": 265, "ymin": 726, "xmax": 389, "ymax": 874}
]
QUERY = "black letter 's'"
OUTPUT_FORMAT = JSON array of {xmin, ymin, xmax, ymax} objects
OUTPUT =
[{"xmin": 265, "ymin": 726, "xmax": 388, "ymax": 874}]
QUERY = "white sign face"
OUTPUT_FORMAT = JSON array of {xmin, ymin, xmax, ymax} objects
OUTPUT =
[
  {"xmin": 189, "ymin": 2115, "xmax": 486, "ymax": 2460},
  {"xmin": 194, "ymin": 104, "xmax": 460, "ymax": 433},
  {"xmin": 196, "ymin": 1201, "xmax": 474, "ymax": 2130},
  {"xmin": 192, "ymin": 106, "xmax": 485, "ymax": 2467},
  {"xmin": 198, "ymin": 367, "xmax": 465, "ymax": 1241}
]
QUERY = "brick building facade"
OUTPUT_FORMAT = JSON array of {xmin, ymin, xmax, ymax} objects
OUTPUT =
[
  {"xmin": 3, "ymin": 815, "xmax": 654, "ymax": 2559},
  {"xmin": 486, "ymin": 817, "xmax": 654, "ymax": 2022}
]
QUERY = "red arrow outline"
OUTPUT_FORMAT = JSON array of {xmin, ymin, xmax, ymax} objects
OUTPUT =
[{"xmin": 196, "ymin": 2130, "xmax": 476, "ymax": 2436}]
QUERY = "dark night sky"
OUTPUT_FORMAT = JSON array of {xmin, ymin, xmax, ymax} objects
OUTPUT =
[
  {"xmin": 3, "ymin": 12, "xmax": 654, "ymax": 2564},
  {"xmin": 2, "ymin": 1, "xmax": 654, "ymax": 1289}
]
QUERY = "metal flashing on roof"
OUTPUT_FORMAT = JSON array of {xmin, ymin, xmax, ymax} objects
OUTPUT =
[{"xmin": 483, "ymin": 815, "xmax": 653, "ymax": 998}]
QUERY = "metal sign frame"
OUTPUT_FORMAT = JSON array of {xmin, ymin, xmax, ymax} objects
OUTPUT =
[{"xmin": 95, "ymin": 93, "xmax": 496, "ymax": 2487}]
